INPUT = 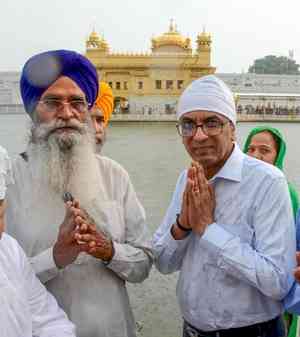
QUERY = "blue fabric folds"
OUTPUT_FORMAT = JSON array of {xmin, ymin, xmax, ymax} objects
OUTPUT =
[{"xmin": 20, "ymin": 50, "xmax": 99, "ymax": 116}]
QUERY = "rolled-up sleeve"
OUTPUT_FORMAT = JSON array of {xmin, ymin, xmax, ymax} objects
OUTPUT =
[
  {"xmin": 107, "ymin": 175, "xmax": 153, "ymax": 283},
  {"xmin": 200, "ymin": 177, "xmax": 296, "ymax": 300},
  {"xmin": 152, "ymin": 170, "xmax": 191, "ymax": 274}
]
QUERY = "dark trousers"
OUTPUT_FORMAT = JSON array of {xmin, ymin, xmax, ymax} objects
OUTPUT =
[{"xmin": 183, "ymin": 317, "xmax": 286, "ymax": 337}]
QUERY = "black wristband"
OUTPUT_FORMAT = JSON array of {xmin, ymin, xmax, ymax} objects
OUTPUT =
[{"xmin": 176, "ymin": 214, "xmax": 192, "ymax": 232}]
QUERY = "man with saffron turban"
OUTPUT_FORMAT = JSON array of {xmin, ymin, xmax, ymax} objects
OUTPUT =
[
  {"xmin": 90, "ymin": 81, "xmax": 114, "ymax": 152},
  {"xmin": 5, "ymin": 50, "xmax": 152, "ymax": 337}
]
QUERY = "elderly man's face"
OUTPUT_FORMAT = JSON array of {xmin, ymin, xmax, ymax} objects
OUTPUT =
[
  {"xmin": 90, "ymin": 106, "xmax": 106, "ymax": 152},
  {"xmin": 33, "ymin": 76, "xmax": 89, "ymax": 150},
  {"xmin": 36, "ymin": 76, "xmax": 87, "ymax": 124},
  {"xmin": 180, "ymin": 110, "xmax": 235, "ymax": 172}
]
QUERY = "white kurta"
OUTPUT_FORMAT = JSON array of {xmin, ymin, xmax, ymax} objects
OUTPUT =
[
  {"xmin": 0, "ymin": 233, "xmax": 76, "ymax": 337},
  {"xmin": 6, "ymin": 154, "xmax": 152, "ymax": 337}
]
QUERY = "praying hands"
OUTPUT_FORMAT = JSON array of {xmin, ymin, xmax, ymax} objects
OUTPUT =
[
  {"xmin": 53, "ymin": 200, "xmax": 114, "ymax": 268},
  {"xmin": 172, "ymin": 162, "xmax": 215, "ymax": 240}
]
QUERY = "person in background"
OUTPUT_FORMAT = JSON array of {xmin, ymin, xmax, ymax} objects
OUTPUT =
[
  {"xmin": 0, "ymin": 145, "xmax": 76, "ymax": 337},
  {"xmin": 90, "ymin": 81, "xmax": 114, "ymax": 153},
  {"xmin": 5, "ymin": 50, "xmax": 152, "ymax": 337},
  {"xmin": 244, "ymin": 126, "xmax": 299, "ymax": 337},
  {"xmin": 244, "ymin": 126, "xmax": 299, "ymax": 218},
  {"xmin": 153, "ymin": 75, "xmax": 295, "ymax": 337}
]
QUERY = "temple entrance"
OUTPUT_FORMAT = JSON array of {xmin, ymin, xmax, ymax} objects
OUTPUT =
[{"xmin": 114, "ymin": 97, "xmax": 129, "ymax": 114}]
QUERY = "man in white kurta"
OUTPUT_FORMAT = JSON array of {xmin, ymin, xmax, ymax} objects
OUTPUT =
[
  {"xmin": 5, "ymin": 50, "xmax": 153, "ymax": 337},
  {"xmin": 0, "ymin": 145, "xmax": 76, "ymax": 337}
]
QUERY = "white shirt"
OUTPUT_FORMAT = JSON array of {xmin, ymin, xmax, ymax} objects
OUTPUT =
[
  {"xmin": 153, "ymin": 145, "xmax": 296, "ymax": 331},
  {"xmin": 0, "ymin": 233, "xmax": 76, "ymax": 337},
  {"xmin": 6, "ymin": 155, "xmax": 153, "ymax": 337}
]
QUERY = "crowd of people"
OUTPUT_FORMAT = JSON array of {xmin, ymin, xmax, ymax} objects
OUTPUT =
[{"xmin": 1, "ymin": 49, "xmax": 300, "ymax": 337}]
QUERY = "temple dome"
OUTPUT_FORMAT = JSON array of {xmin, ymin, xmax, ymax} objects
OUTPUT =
[
  {"xmin": 86, "ymin": 29, "xmax": 109, "ymax": 52},
  {"xmin": 151, "ymin": 20, "xmax": 192, "ymax": 53},
  {"xmin": 197, "ymin": 30, "xmax": 211, "ymax": 42}
]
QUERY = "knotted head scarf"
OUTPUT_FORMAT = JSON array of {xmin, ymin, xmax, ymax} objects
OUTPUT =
[
  {"xmin": 243, "ymin": 125, "xmax": 299, "ymax": 219},
  {"xmin": 176, "ymin": 75, "xmax": 236, "ymax": 125},
  {"xmin": 20, "ymin": 50, "xmax": 99, "ymax": 117}
]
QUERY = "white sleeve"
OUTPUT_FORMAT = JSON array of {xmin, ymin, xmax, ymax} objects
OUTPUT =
[{"xmin": 18, "ymin": 243, "xmax": 76, "ymax": 337}]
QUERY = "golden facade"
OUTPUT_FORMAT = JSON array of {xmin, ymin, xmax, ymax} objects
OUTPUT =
[{"xmin": 86, "ymin": 20, "xmax": 215, "ymax": 114}]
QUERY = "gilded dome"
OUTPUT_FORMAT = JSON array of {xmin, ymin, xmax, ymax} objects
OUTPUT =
[
  {"xmin": 197, "ymin": 30, "xmax": 211, "ymax": 42},
  {"xmin": 151, "ymin": 20, "xmax": 192, "ymax": 51},
  {"xmin": 86, "ymin": 30, "xmax": 109, "ymax": 52}
]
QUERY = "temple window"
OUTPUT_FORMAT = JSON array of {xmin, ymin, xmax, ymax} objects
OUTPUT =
[
  {"xmin": 138, "ymin": 81, "xmax": 143, "ymax": 89},
  {"xmin": 116, "ymin": 82, "xmax": 121, "ymax": 90},
  {"xmin": 124, "ymin": 82, "xmax": 128, "ymax": 90},
  {"xmin": 155, "ymin": 80, "xmax": 162, "ymax": 89},
  {"xmin": 177, "ymin": 80, "xmax": 184, "ymax": 89},
  {"xmin": 108, "ymin": 82, "xmax": 113, "ymax": 88},
  {"xmin": 166, "ymin": 80, "xmax": 173, "ymax": 89}
]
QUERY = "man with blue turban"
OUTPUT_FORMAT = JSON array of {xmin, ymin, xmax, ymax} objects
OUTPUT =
[{"xmin": 5, "ymin": 50, "xmax": 153, "ymax": 337}]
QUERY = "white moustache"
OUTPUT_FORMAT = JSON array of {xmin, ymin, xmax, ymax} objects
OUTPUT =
[{"xmin": 33, "ymin": 119, "xmax": 86, "ymax": 142}]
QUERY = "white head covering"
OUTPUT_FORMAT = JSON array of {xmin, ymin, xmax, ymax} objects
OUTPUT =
[
  {"xmin": 176, "ymin": 75, "xmax": 236, "ymax": 125},
  {"xmin": 0, "ymin": 146, "xmax": 13, "ymax": 200}
]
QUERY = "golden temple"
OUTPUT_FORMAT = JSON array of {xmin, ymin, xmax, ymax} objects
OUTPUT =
[{"xmin": 85, "ymin": 20, "xmax": 215, "ymax": 114}]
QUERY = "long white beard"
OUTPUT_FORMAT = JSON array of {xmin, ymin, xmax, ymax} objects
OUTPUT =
[{"xmin": 28, "ymin": 119, "xmax": 102, "ymax": 210}]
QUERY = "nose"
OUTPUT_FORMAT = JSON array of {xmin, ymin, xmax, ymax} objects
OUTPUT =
[
  {"xmin": 57, "ymin": 103, "xmax": 74, "ymax": 121},
  {"xmin": 92, "ymin": 118, "xmax": 98, "ymax": 131},
  {"xmin": 193, "ymin": 126, "xmax": 209, "ymax": 141},
  {"xmin": 91, "ymin": 117, "xmax": 103, "ymax": 134},
  {"xmin": 250, "ymin": 150, "xmax": 262, "ymax": 160}
]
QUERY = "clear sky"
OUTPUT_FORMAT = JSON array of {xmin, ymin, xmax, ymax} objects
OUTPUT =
[{"xmin": 1, "ymin": 0, "xmax": 300, "ymax": 73}]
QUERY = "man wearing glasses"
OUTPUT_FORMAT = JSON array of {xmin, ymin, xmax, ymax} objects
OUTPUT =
[
  {"xmin": 5, "ymin": 50, "xmax": 152, "ymax": 337},
  {"xmin": 153, "ymin": 75, "xmax": 295, "ymax": 337}
]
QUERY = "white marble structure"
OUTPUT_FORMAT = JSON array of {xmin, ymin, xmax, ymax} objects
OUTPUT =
[{"xmin": 1, "ymin": 72, "xmax": 300, "ymax": 116}]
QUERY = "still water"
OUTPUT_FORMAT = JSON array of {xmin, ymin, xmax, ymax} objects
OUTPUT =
[{"xmin": 0, "ymin": 114, "xmax": 300, "ymax": 337}]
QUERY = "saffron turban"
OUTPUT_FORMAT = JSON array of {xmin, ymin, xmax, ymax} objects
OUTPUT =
[
  {"xmin": 20, "ymin": 50, "xmax": 99, "ymax": 117},
  {"xmin": 95, "ymin": 82, "xmax": 114, "ymax": 125},
  {"xmin": 176, "ymin": 75, "xmax": 236, "ymax": 125}
]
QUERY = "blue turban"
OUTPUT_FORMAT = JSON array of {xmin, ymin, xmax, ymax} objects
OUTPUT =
[{"xmin": 20, "ymin": 50, "xmax": 99, "ymax": 117}]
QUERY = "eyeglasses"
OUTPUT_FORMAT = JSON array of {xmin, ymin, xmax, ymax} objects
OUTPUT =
[
  {"xmin": 38, "ymin": 98, "xmax": 89, "ymax": 114},
  {"xmin": 176, "ymin": 119, "xmax": 228, "ymax": 137}
]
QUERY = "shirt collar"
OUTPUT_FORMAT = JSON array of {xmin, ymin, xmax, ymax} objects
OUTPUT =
[{"xmin": 210, "ymin": 143, "xmax": 244, "ymax": 183}]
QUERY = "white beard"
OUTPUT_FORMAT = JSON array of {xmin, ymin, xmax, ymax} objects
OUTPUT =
[{"xmin": 28, "ymin": 119, "xmax": 102, "ymax": 211}]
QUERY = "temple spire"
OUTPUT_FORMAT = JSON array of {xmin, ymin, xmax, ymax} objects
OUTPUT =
[{"xmin": 169, "ymin": 18, "xmax": 175, "ymax": 32}]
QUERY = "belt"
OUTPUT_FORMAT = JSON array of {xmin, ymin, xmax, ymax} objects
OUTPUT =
[{"xmin": 184, "ymin": 316, "xmax": 283, "ymax": 337}]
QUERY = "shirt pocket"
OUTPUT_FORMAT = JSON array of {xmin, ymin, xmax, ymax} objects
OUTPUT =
[{"xmin": 215, "ymin": 193, "xmax": 254, "ymax": 244}]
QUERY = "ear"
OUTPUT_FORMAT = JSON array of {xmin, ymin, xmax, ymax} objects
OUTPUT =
[{"xmin": 229, "ymin": 122, "xmax": 236, "ymax": 142}]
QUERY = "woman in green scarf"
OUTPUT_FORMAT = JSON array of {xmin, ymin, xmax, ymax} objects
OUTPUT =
[{"xmin": 244, "ymin": 125, "xmax": 299, "ymax": 337}]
